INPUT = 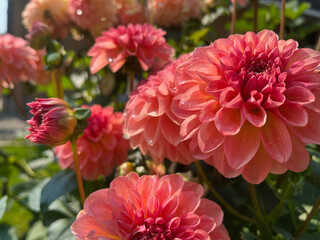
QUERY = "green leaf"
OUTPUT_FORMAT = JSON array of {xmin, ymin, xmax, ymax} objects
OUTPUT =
[
  {"xmin": 25, "ymin": 221, "xmax": 47, "ymax": 240},
  {"xmin": 47, "ymin": 218, "xmax": 76, "ymax": 240},
  {"xmin": 273, "ymin": 226, "xmax": 295, "ymax": 240},
  {"xmin": 0, "ymin": 224, "xmax": 18, "ymax": 240},
  {"xmin": 306, "ymin": 160, "xmax": 320, "ymax": 188},
  {"xmin": 0, "ymin": 196, "xmax": 8, "ymax": 220},
  {"xmin": 40, "ymin": 170, "xmax": 77, "ymax": 210},
  {"xmin": 42, "ymin": 210, "xmax": 71, "ymax": 227},
  {"xmin": 28, "ymin": 178, "xmax": 50, "ymax": 212},
  {"xmin": 74, "ymin": 108, "xmax": 91, "ymax": 121}
]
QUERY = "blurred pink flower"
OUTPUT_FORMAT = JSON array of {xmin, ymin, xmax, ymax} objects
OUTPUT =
[
  {"xmin": 115, "ymin": 0, "xmax": 144, "ymax": 25},
  {"xmin": 152, "ymin": 0, "xmax": 201, "ymax": 27},
  {"xmin": 56, "ymin": 104, "xmax": 130, "ymax": 180},
  {"xmin": 124, "ymin": 55, "xmax": 195, "ymax": 164},
  {"xmin": 71, "ymin": 172, "xmax": 230, "ymax": 239},
  {"xmin": 22, "ymin": 0, "xmax": 70, "ymax": 38},
  {"xmin": 32, "ymin": 50, "xmax": 51, "ymax": 85},
  {"xmin": 69, "ymin": 0, "xmax": 118, "ymax": 37},
  {"xmin": 172, "ymin": 30, "xmax": 320, "ymax": 184},
  {"xmin": 0, "ymin": 34, "xmax": 38, "ymax": 90},
  {"xmin": 26, "ymin": 98, "xmax": 77, "ymax": 146},
  {"xmin": 231, "ymin": 0, "xmax": 247, "ymax": 7},
  {"xmin": 88, "ymin": 24, "xmax": 174, "ymax": 74},
  {"xmin": 26, "ymin": 21, "xmax": 52, "ymax": 50}
]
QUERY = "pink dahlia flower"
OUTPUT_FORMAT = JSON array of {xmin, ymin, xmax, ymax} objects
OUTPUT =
[
  {"xmin": 56, "ymin": 104, "xmax": 130, "ymax": 180},
  {"xmin": 172, "ymin": 30, "xmax": 320, "ymax": 184},
  {"xmin": 115, "ymin": 0, "xmax": 143, "ymax": 25},
  {"xmin": 69, "ymin": 0, "xmax": 118, "ymax": 37},
  {"xmin": 152, "ymin": 0, "xmax": 201, "ymax": 27},
  {"xmin": 0, "ymin": 34, "xmax": 38, "ymax": 90},
  {"xmin": 22, "ymin": 0, "xmax": 70, "ymax": 38},
  {"xmin": 26, "ymin": 98, "xmax": 77, "ymax": 146},
  {"xmin": 124, "ymin": 55, "xmax": 195, "ymax": 164},
  {"xmin": 71, "ymin": 172, "xmax": 230, "ymax": 239},
  {"xmin": 88, "ymin": 24, "xmax": 174, "ymax": 74}
]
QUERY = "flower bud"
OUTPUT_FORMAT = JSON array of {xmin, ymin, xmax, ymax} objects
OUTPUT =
[
  {"xmin": 26, "ymin": 21, "xmax": 52, "ymax": 50},
  {"xmin": 25, "ymin": 98, "xmax": 77, "ymax": 146}
]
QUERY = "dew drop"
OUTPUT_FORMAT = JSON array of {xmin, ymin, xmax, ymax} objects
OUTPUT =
[
  {"xmin": 148, "ymin": 139, "xmax": 153, "ymax": 144},
  {"xmin": 100, "ymin": 17, "xmax": 106, "ymax": 22},
  {"xmin": 108, "ymin": 58, "xmax": 113, "ymax": 62},
  {"xmin": 132, "ymin": 114, "xmax": 135, "ymax": 118},
  {"xmin": 76, "ymin": 9, "xmax": 82, "ymax": 15}
]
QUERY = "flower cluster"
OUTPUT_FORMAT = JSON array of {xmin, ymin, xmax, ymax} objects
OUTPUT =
[
  {"xmin": 88, "ymin": 23, "xmax": 174, "ymax": 74},
  {"xmin": 125, "ymin": 30, "xmax": 320, "ymax": 184},
  {"xmin": 71, "ymin": 172, "xmax": 230, "ymax": 239},
  {"xmin": 56, "ymin": 104, "xmax": 130, "ymax": 180}
]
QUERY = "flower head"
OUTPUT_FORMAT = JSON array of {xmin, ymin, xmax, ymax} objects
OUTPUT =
[
  {"xmin": 26, "ymin": 98, "xmax": 77, "ymax": 146},
  {"xmin": 115, "ymin": 0, "xmax": 144, "ymax": 25},
  {"xmin": 171, "ymin": 30, "xmax": 320, "ymax": 184},
  {"xmin": 88, "ymin": 24, "xmax": 174, "ymax": 74},
  {"xmin": 152, "ymin": 0, "xmax": 201, "ymax": 27},
  {"xmin": 71, "ymin": 172, "xmax": 230, "ymax": 239},
  {"xmin": 22, "ymin": 0, "xmax": 70, "ymax": 38},
  {"xmin": 124, "ymin": 55, "xmax": 195, "ymax": 164},
  {"xmin": 69, "ymin": 0, "xmax": 118, "ymax": 37},
  {"xmin": 56, "ymin": 104, "xmax": 130, "ymax": 180},
  {"xmin": 0, "ymin": 34, "xmax": 38, "ymax": 90}
]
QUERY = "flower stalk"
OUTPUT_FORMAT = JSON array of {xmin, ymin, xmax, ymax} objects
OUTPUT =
[
  {"xmin": 295, "ymin": 195, "xmax": 320, "ymax": 238},
  {"xmin": 194, "ymin": 161, "xmax": 255, "ymax": 223},
  {"xmin": 70, "ymin": 138, "xmax": 86, "ymax": 205},
  {"xmin": 253, "ymin": 0, "xmax": 258, "ymax": 32},
  {"xmin": 231, "ymin": 0, "xmax": 237, "ymax": 34},
  {"xmin": 52, "ymin": 70, "xmax": 64, "ymax": 99},
  {"xmin": 248, "ymin": 183, "xmax": 267, "ymax": 224},
  {"xmin": 280, "ymin": 0, "xmax": 286, "ymax": 39}
]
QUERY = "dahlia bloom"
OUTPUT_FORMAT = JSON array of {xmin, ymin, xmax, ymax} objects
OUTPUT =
[
  {"xmin": 124, "ymin": 55, "xmax": 195, "ymax": 164},
  {"xmin": 0, "ymin": 34, "xmax": 38, "ymax": 90},
  {"xmin": 115, "ymin": 0, "xmax": 143, "ymax": 25},
  {"xmin": 152, "ymin": 0, "xmax": 201, "ymax": 27},
  {"xmin": 88, "ymin": 24, "xmax": 174, "ymax": 74},
  {"xmin": 69, "ymin": 0, "xmax": 118, "ymax": 37},
  {"xmin": 22, "ymin": 0, "xmax": 70, "ymax": 38},
  {"xmin": 172, "ymin": 30, "xmax": 320, "ymax": 184},
  {"xmin": 56, "ymin": 105, "xmax": 130, "ymax": 180},
  {"xmin": 26, "ymin": 98, "xmax": 77, "ymax": 146},
  {"xmin": 71, "ymin": 172, "xmax": 230, "ymax": 239}
]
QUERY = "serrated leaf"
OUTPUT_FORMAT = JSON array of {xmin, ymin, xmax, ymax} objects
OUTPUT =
[
  {"xmin": 40, "ymin": 170, "xmax": 77, "ymax": 210},
  {"xmin": 0, "ymin": 196, "xmax": 8, "ymax": 220}
]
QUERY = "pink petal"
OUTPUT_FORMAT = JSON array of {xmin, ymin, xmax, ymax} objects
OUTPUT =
[
  {"xmin": 284, "ymin": 133, "xmax": 310, "ymax": 172},
  {"xmin": 214, "ymin": 107, "xmax": 244, "ymax": 136},
  {"xmin": 242, "ymin": 144, "xmax": 273, "ymax": 184},
  {"xmin": 242, "ymin": 101, "xmax": 267, "ymax": 127},
  {"xmin": 197, "ymin": 122, "xmax": 224, "ymax": 153},
  {"xmin": 224, "ymin": 121, "xmax": 260, "ymax": 169},
  {"xmin": 276, "ymin": 101, "xmax": 308, "ymax": 126},
  {"xmin": 284, "ymin": 86, "xmax": 315, "ymax": 105},
  {"xmin": 260, "ymin": 112, "xmax": 292, "ymax": 163},
  {"xmin": 270, "ymin": 161, "xmax": 287, "ymax": 174}
]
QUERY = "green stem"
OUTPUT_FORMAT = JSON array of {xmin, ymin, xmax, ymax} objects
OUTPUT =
[
  {"xmin": 295, "ymin": 195, "xmax": 320, "ymax": 238},
  {"xmin": 70, "ymin": 138, "xmax": 86, "ymax": 205},
  {"xmin": 52, "ymin": 70, "xmax": 64, "ymax": 99},
  {"xmin": 231, "ymin": 0, "xmax": 237, "ymax": 34},
  {"xmin": 280, "ymin": 0, "xmax": 286, "ymax": 39},
  {"xmin": 253, "ymin": 0, "xmax": 258, "ymax": 32},
  {"xmin": 248, "ymin": 183, "xmax": 267, "ymax": 224},
  {"xmin": 194, "ymin": 161, "xmax": 255, "ymax": 223}
]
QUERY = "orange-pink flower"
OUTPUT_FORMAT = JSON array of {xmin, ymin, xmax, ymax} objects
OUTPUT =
[
  {"xmin": 115, "ymin": 0, "xmax": 144, "ymax": 25},
  {"xmin": 26, "ymin": 98, "xmax": 77, "ymax": 146},
  {"xmin": 152, "ymin": 0, "xmax": 201, "ymax": 27},
  {"xmin": 71, "ymin": 172, "xmax": 230, "ymax": 239},
  {"xmin": 69, "ymin": 0, "xmax": 118, "ymax": 37},
  {"xmin": 22, "ymin": 0, "xmax": 70, "ymax": 38},
  {"xmin": 172, "ymin": 30, "xmax": 320, "ymax": 184},
  {"xmin": 0, "ymin": 34, "xmax": 38, "ymax": 90},
  {"xmin": 32, "ymin": 50, "xmax": 51, "ymax": 85},
  {"xmin": 124, "ymin": 55, "xmax": 195, "ymax": 164},
  {"xmin": 88, "ymin": 24, "xmax": 174, "ymax": 74},
  {"xmin": 56, "ymin": 104, "xmax": 130, "ymax": 180}
]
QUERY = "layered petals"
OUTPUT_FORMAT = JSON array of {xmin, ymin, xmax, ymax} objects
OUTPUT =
[{"xmin": 71, "ymin": 173, "xmax": 230, "ymax": 239}]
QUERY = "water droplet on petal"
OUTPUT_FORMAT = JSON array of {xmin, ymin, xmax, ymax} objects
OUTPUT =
[
  {"xmin": 148, "ymin": 139, "xmax": 153, "ymax": 144},
  {"xmin": 76, "ymin": 9, "xmax": 82, "ymax": 15},
  {"xmin": 108, "ymin": 58, "xmax": 113, "ymax": 62},
  {"xmin": 132, "ymin": 114, "xmax": 135, "ymax": 118}
]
